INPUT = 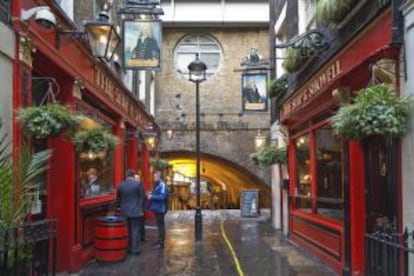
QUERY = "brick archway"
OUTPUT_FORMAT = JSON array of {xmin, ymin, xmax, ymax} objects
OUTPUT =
[{"xmin": 161, "ymin": 150, "xmax": 271, "ymax": 209}]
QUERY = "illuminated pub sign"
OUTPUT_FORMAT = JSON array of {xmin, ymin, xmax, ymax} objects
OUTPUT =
[
  {"xmin": 281, "ymin": 60, "xmax": 342, "ymax": 120},
  {"xmin": 123, "ymin": 19, "xmax": 162, "ymax": 70}
]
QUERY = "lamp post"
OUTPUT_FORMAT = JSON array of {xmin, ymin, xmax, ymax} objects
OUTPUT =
[{"xmin": 188, "ymin": 53, "xmax": 207, "ymax": 241}]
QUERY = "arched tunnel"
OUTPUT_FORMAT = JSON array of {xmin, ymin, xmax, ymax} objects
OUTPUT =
[{"xmin": 161, "ymin": 151, "xmax": 271, "ymax": 210}]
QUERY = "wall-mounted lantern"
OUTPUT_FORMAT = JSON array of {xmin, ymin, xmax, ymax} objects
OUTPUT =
[{"xmin": 254, "ymin": 129, "xmax": 267, "ymax": 150}]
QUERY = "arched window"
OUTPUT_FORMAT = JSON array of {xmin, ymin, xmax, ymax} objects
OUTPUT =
[{"xmin": 174, "ymin": 34, "xmax": 222, "ymax": 79}]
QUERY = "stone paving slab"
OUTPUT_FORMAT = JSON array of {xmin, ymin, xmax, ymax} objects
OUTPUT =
[{"xmin": 76, "ymin": 210, "xmax": 335, "ymax": 276}]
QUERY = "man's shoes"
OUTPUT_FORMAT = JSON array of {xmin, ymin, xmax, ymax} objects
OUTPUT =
[
  {"xmin": 153, "ymin": 244, "xmax": 164, "ymax": 249},
  {"xmin": 128, "ymin": 250, "xmax": 141, "ymax": 255}
]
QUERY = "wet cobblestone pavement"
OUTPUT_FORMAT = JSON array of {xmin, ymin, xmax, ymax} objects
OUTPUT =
[{"xmin": 79, "ymin": 210, "xmax": 335, "ymax": 276}]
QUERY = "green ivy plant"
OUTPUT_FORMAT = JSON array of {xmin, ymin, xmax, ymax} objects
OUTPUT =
[
  {"xmin": 331, "ymin": 83, "xmax": 413, "ymax": 140},
  {"xmin": 269, "ymin": 74, "xmax": 288, "ymax": 99},
  {"xmin": 316, "ymin": 0, "xmax": 356, "ymax": 26},
  {"xmin": 17, "ymin": 103, "xmax": 78, "ymax": 139},
  {"xmin": 73, "ymin": 128, "xmax": 119, "ymax": 153},
  {"xmin": 250, "ymin": 145, "xmax": 288, "ymax": 167},
  {"xmin": 150, "ymin": 158, "xmax": 170, "ymax": 170}
]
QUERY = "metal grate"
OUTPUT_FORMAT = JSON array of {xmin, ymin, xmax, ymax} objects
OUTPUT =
[
  {"xmin": 0, "ymin": 219, "xmax": 57, "ymax": 276},
  {"xmin": 365, "ymin": 225, "xmax": 414, "ymax": 276}
]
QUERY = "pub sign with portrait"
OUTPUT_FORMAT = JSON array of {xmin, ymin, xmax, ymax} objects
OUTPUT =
[{"xmin": 123, "ymin": 19, "xmax": 162, "ymax": 70}]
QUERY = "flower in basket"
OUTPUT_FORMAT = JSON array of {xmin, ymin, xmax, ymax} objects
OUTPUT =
[
  {"xmin": 331, "ymin": 83, "xmax": 413, "ymax": 140},
  {"xmin": 150, "ymin": 158, "xmax": 170, "ymax": 171},
  {"xmin": 73, "ymin": 128, "xmax": 119, "ymax": 154},
  {"xmin": 250, "ymin": 145, "xmax": 288, "ymax": 167},
  {"xmin": 16, "ymin": 103, "xmax": 78, "ymax": 139}
]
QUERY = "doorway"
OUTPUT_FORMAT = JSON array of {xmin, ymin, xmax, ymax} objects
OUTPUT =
[{"xmin": 364, "ymin": 135, "xmax": 398, "ymax": 232}]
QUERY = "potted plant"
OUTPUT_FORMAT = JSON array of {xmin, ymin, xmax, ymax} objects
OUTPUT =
[
  {"xmin": 16, "ymin": 103, "xmax": 77, "ymax": 139},
  {"xmin": 269, "ymin": 74, "xmax": 288, "ymax": 99},
  {"xmin": 150, "ymin": 158, "xmax": 170, "ymax": 171},
  {"xmin": 250, "ymin": 145, "xmax": 288, "ymax": 167},
  {"xmin": 316, "ymin": 0, "xmax": 356, "ymax": 26},
  {"xmin": 331, "ymin": 83, "xmax": 413, "ymax": 140},
  {"xmin": 73, "ymin": 128, "xmax": 119, "ymax": 154}
]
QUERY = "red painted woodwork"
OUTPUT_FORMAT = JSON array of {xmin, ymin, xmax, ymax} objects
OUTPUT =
[
  {"xmin": 114, "ymin": 122, "xmax": 124, "ymax": 186},
  {"xmin": 94, "ymin": 217, "xmax": 128, "ymax": 262},
  {"xmin": 291, "ymin": 214, "xmax": 342, "ymax": 258},
  {"xmin": 142, "ymin": 145, "xmax": 151, "ymax": 192},
  {"xmin": 128, "ymin": 139, "xmax": 138, "ymax": 171},
  {"xmin": 348, "ymin": 141, "xmax": 366, "ymax": 275},
  {"xmin": 291, "ymin": 235, "xmax": 343, "ymax": 273}
]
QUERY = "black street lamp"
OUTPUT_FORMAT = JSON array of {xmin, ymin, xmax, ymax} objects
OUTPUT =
[{"xmin": 187, "ymin": 53, "xmax": 207, "ymax": 241}]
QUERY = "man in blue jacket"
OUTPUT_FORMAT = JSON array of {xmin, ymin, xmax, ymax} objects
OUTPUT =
[
  {"xmin": 148, "ymin": 170, "xmax": 169, "ymax": 249},
  {"xmin": 117, "ymin": 169, "xmax": 145, "ymax": 255}
]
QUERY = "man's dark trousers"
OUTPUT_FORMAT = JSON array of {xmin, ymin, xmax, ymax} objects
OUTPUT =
[
  {"xmin": 155, "ymin": 213, "xmax": 165, "ymax": 246},
  {"xmin": 138, "ymin": 215, "xmax": 145, "ymax": 241},
  {"xmin": 127, "ymin": 217, "xmax": 140, "ymax": 254}
]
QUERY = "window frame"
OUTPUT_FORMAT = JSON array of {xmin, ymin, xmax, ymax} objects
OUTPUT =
[
  {"xmin": 290, "ymin": 116, "xmax": 344, "ymax": 222},
  {"xmin": 173, "ymin": 34, "xmax": 222, "ymax": 79}
]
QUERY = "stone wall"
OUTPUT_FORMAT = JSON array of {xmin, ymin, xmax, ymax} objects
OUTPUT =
[{"xmin": 156, "ymin": 26, "xmax": 271, "ymax": 185}]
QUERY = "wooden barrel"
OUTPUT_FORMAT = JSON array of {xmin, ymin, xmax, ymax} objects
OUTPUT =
[{"xmin": 95, "ymin": 216, "xmax": 128, "ymax": 263}]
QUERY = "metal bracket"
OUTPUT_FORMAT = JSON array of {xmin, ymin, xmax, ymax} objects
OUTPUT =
[{"xmin": 275, "ymin": 29, "xmax": 329, "ymax": 58}]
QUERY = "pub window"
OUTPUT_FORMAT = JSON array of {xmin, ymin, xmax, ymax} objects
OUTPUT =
[
  {"xmin": 315, "ymin": 124, "xmax": 343, "ymax": 220},
  {"xmin": 292, "ymin": 116, "xmax": 343, "ymax": 221},
  {"xmin": 78, "ymin": 117, "xmax": 114, "ymax": 199},
  {"xmin": 294, "ymin": 133, "xmax": 311, "ymax": 212}
]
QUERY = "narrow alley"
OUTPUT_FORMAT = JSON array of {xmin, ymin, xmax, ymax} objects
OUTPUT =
[{"xmin": 80, "ymin": 210, "xmax": 334, "ymax": 276}]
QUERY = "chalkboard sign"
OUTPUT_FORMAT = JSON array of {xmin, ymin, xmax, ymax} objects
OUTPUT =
[{"xmin": 240, "ymin": 189, "xmax": 260, "ymax": 217}]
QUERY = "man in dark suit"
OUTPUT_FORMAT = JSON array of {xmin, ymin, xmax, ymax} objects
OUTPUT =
[{"xmin": 117, "ymin": 169, "xmax": 145, "ymax": 255}]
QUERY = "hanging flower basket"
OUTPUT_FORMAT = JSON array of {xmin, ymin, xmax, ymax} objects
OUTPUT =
[
  {"xmin": 331, "ymin": 83, "xmax": 413, "ymax": 140},
  {"xmin": 16, "ymin": 103, "xmax": 77, "ymax": 139},
  {"xmin": 73, "ymin": 128, "xmax": 119, "ymax": 154},
  {"xmin": 269, "ymin": 74, "xmax": 288, "ymax": 99},
  {"xmin": 150, "ymin": 158, "xmax": 170, "ymax": 171},
  {"xmin": 316, "ymin": 0, "xmax": 356, "ymax": 26},
  {"xmin": 282, "ymin": 47, "xmax": 314, "ymax": 73},
  {"xmin": 250, "ymin": 145, "xmax": 288, "ymax": 167}
]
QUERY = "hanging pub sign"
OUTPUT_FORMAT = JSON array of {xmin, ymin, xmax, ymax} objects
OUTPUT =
[
  {"xmin": 123, "ymin": 19, "xmax": 162, "ymax": 70},
  {"xmin": 242, "ymin": 73, "xmax": 268, "ymax": 111}
]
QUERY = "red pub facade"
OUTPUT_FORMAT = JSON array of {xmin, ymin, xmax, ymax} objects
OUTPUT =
[
  {"xmin": 10, "ymin": 0, "xmax": 155, "ymax": 272},
  {"xmin": 274, "ymin": 1, "xmax": 404, "ymax": 274}
]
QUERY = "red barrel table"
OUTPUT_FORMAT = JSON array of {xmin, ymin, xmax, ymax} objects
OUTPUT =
[{"xmin": 95, "ymin": 216, "xmax": 128, "ymax": 263}]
